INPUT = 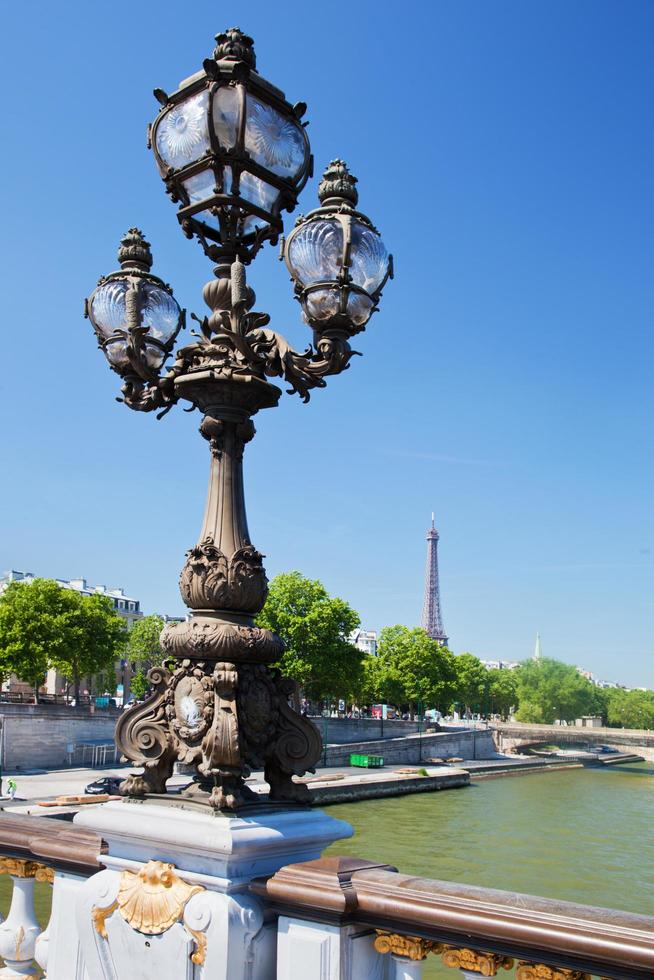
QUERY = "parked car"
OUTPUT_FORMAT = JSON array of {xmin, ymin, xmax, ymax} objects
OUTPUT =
[
  {"xmin": 84, "ymin": 776, "xmax": 124, "ymax": 795},
  {"xmin": 597, "ymin": 745, "xmax": 618, "ymax": 754}
]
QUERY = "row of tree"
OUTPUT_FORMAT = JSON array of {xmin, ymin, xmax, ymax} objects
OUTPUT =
[
  {"xmin": 257, "ymin": 572, "xmax": 520, "ymax": 716},
  {"xmin": 0, "ymin": 578, "xmax": 164, "ymax": 702},
  {"xmin": 1, "ymin": 572, "xmax": 652, "ymax": 730},
  {"xmin": 257, "ymin": 572, "xmax": 654, "ymax": 727}
]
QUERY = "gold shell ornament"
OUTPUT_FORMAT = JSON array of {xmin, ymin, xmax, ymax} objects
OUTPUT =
[
  {"xmin": 117, "ymin": 861, "xmax": 203, "ymax": 934},
  {"xmin": 93, "ymin": 861, "xmax": 204, "ymax": 939}
]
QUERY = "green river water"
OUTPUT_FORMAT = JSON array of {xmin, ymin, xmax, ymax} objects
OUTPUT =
[
  {"xmin": 323, "ymin": 763, "xmax": 654, "ymax": 978},
  {"xmin": 1, "ymin": 764, "xmax": 651, "ymax": 977}
]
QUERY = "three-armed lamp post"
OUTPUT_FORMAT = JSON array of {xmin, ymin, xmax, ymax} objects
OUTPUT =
[{"xmin": 85, "ymin": 27, "xmax": 392, "ymax": 810}]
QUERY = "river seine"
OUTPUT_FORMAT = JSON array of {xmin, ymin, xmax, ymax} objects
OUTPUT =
[{"xmin": 325, "ymin": 762, "xmax": 654, "ymax": 977}]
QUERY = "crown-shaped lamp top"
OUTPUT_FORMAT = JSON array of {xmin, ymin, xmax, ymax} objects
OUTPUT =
[
  {"xmin": 117, "ymin": 228, "xmax": 153, "ymax": 273},
  {"xmin": 318, "ymin": 160, "xmax": 359, "ymax": 208},
  {"xmin": 213, "ymin": 27, "xmax": 256, "ymax": 68}
]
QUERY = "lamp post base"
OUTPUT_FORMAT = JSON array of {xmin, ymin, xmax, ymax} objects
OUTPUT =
[{"xmin": 115, "ymin": 656, "xmax": 323, "ymax": 811}]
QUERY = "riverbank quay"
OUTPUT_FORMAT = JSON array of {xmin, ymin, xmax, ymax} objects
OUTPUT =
[
  {"xmin": 0, "ymin": 749, "xmax": 605, "ymax": 816},
  {"xmin": 0, "ymin": 756, "xmax": 579, "ymax": 815},
  {"xmin": 321, "ymin": 725, "xmax": 496, "ymax": 767}
]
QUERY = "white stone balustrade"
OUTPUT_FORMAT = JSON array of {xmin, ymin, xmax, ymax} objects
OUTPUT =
[
  {"xmin": 0, "ymin": 859, "xmax": 45, "ymax": 978},
  {"xmin": 389, "ymin": 954, "xmax": 423, "ymax": 980},
  {"xmin": 0, "ymin": 803, "xmax": 652, "ymax": 979}
]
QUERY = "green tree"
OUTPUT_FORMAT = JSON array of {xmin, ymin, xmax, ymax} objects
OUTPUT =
[
  {"xmin": 514, "ymin": 657, "xmax": 597, "ymax": 724},
  {"xmin": 375, "ymin": 626, "xmax": 456, "ymax": 714},
  {"xmin": 129, "ymin": 669, "xmax": 150, "ymax": 700},
  {"xmin": 0, "ymin": 579, "xmax": 52, "ymax": 693},
  {"xmin": 452, "ymin": 653, "xmax": 488, "ymax": 716},
  {"xmin": 124, "ymin": 615, "xmax": 165, "ymax": 666},
  {"xmin": 95, "ymin": 665, "xmax": 119, "ymax": 697},
  {"xmin": 605, "ymin": 688, "xmax": 654, "ymax": 730},
  {"xmin": 0, "ymin": 579, "xmax": 125, "ymax": 703},
  {"xmin": 485, "ymin": 668, "xmax": 518, "ymax": 718},
  {"xmin": 256, "ymin": 572, "xmax": 362, "ymax": 701},
  {"xmin": 123, "ymin": 615, "xmax": 166, "ymax": 699}
]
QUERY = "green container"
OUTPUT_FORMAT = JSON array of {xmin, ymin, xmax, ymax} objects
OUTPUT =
[{"xmin": 350, "ymin": 753, "xmax": 384, "ymax": 768}]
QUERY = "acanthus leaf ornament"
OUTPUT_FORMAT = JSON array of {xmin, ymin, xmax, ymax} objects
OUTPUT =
[{"xmin": 179, "ymin": 538, "xmax": 268, "ymax": 613}]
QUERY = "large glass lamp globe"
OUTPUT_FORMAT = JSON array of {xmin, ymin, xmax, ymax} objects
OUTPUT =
[
  {"xmin": 149, "ymin": 28, "xmax": 311, "ymax": 260},
  {"xmin": 284, "ymin": 160, "xmax": 392, "ymax": 335},
  {"xmin": 86, "ymin": 229, "xmax": 184, "ymax": 380}
]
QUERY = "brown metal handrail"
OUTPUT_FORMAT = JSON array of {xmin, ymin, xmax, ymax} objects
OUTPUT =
[
  {"xmin": 252, "ymin": 856, "xmax": 654, "ymax": 979},
  {"xmin": 0, "ymin": 813, "xmax": 106, "ymax": 877}
]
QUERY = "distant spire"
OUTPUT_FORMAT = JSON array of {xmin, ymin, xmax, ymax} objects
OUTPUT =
[
  {"xmin": 533, "ymin": 632, "xmax": 542, "ymax": 661},
  {"xmin": 421, "ymin": 514, "xmax": 448, "ymax": 646}
]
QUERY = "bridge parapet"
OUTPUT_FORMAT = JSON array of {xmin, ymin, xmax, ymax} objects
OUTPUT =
[
  {"xmin": 1, "ymin": 807, "xmax": 653, "ymax": 979},
  {"xmin": 493, "ymin": 722, "xmax": 654, "ymax": 760}
]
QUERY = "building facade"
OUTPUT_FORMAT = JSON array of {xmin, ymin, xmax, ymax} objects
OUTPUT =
[
  {"xmin": 1, "ymin": 570, "xmax": 143, "ymax": 628},
  {"xmin": 349, "ymin": 629, "xmax": 378, "ymax": 657}
]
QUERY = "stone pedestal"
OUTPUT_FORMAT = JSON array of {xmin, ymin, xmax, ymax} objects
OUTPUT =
[{"xmin": 67, "ymin": 798, "xmax": 352, "ymax": 980}]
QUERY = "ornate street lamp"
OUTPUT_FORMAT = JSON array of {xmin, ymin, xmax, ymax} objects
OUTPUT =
[{"xmin": 85, "ymin": 27, "xmax": 392, "ymax": 811}]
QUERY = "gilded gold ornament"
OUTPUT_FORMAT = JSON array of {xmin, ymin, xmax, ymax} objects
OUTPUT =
[
  {"xmin": 92, "ymin": 860, "xmax": 206, "ymax": 965},
  {"xmin": 516, "ymin": 964, "xmax": 590, "ymax": 980},
  {"xmin": 116, "ymin": 861, "xmax": 202, "ymax": 934},
  {"xmin": 373, "ymin": 930, "xmax": 443, "ymax": 961},
  {"xmin": 441, "ymin": 946, "xmax": 514, "ymax": 976},
  {"xmin": 0, "ymin": 858, "xmax": 43, "ymax": 879},
  {"xmin": 92, "ymin": 900, "xmax": 118, "ymax": 940},
  {"xmin": 186, "ymin": 925, "xmax": 207, "ymax": 966}
]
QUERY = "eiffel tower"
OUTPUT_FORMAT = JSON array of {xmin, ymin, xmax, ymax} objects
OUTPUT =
[{"xmin": 421, "ymin": 514, "xmax": 448, "ymax": 646}]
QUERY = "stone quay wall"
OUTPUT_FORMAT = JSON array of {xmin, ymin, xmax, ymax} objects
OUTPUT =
[
  {"xmin": 0, "ymin": 704, "xmax": 120, "ymax": 770},
  {"xmin": 311, "ymin": 717, "xmax": 421, "ymax": 744},
  {"xmin": 322, "ymin": 728, "xmax": 496, "ymax": 767}
]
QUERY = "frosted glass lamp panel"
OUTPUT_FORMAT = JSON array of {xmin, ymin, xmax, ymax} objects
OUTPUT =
[
  {"xmin": 156, "ymin": 90, "xmax": 210, "ymax": 170},
  {"xmin": 239, "ymin": 171, "xmax": 279, "ymax": 213},
  {"xmin": 194, "ymin": 209, "xmax": 221, "ymax": 232},
  {"xmin": 91, "ymin": 280, "xmax": 128, "ymax": 337},
  {"xmin": 104, "ymin": 339, "xmax": 130, "ymax": 372},
  {"xmin": 183, "ymin": 168, "xmax": 216, "ymax": 206},
  {"xmin": 144, "ymin": 343, "xmax": 166, "ymax": 371},
  {"xmin": 287, "ymin": 220, "xmax": 343, "ymax": 285},
  {"xmin": 222, "ymin": 165, "xmax": 233, "ymax": 194},
  {"xmin": 245, "ymin": 95, "xmax": 307, "ymax": 179},
  {"xmin": 241, "ymin": 213, "xmax": 268, "ymax": 236},
  {"xmin": 212, "ymin": 86, "xmax": 240, "ymax": 150},
  {"xmin": 346, "ymin": 291, "xmax": 373, "ymax": 326},
  {"xmin": 140, "ymin": 283, "xmax": 181, "ymax": 343},
  {"xmin": 304, "ymin": 288, "xmax": 341, "ymax": 322},
  {"xmin": 349, "ymin": 221, "xmax": 389, "ymax": 294}
]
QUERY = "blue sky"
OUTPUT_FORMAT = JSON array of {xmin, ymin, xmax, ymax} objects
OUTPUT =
[{"xmin": 1, "ymin": 1, "xmax": 652, "ymax": 685}]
